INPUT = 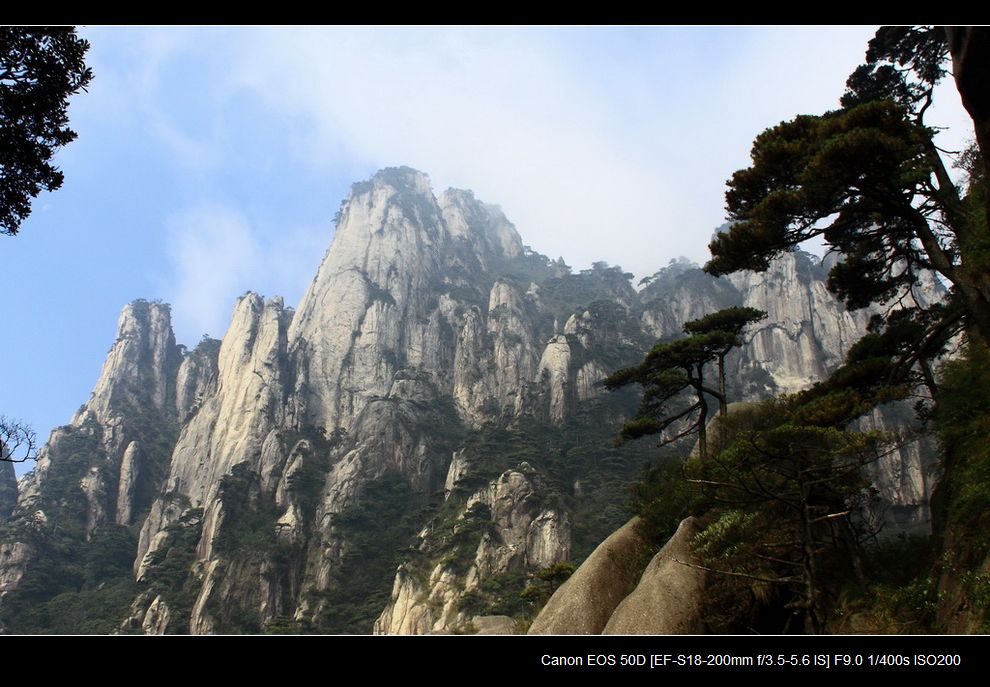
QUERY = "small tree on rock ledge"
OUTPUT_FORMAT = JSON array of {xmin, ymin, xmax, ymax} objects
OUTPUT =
[{"xmin": 604, "ymin": 306, "xmax": 765, "ymax": 460}]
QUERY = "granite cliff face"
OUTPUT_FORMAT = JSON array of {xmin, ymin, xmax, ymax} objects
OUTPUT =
[
  {"xmin": 0, "ymin": 462, "xmax": 15, "ymax": 521},
  {"xmin": 374, "ymin": 462, "xmax": 571, "ymax": 634},
  {"xmin": 0, "ymin": 167, "xmax": 938, "ymax": 634},
  {"xmin": 14, "ymin": 300, "xmax": 183, "ymax": 533}
]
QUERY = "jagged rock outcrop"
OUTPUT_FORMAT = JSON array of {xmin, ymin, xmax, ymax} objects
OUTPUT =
[
  {"xmin": 287, "ymin": 170, "xmax": 523, "ymax": 431},
  {"xmin": 575, "ymin": 361, "xmax": 608, "ymax": 402},
  {"xmin": 727, "ymin": 253, "xmax": 872, "ymax": 394},
  {"xmin": 82, "ymin": 300, "xmax": 179, "ymax": 425},
  {"xmin": 452, "ymin": 307, "xmax": 494, "ymax": 425},
  {"xmin": 858, "ymin": 405, "xmax": 938, "ymax": 533},
  {"xmin": 485, "ymin": 280, "xmax": 539, "ymax": 416},
  {"xmin": 528, "ymin": 517, "xmax": 651, "ymax": 635},
  {"xmin": 536, "ymin": 336, "xmax": 571, "ymax": 426},
  {"xmin": 135, "ymin": 293, "xmax": 289, "ymax": 592},
  {"xmin": 0, "ymin": 542, "xmax": 31, "ymax": 593},
  {"xmin": 464, "ymin": 464, "xmax": 571, "ymax": 584},
  {"xmin": 296, "ymin": 373, "xmax": 455, "ymax": 618},
  {"xmin": 641, "ymin": 252, "xmax": 874, "ymax": 398},
  {"xmin": 372, "ymin": 565, "xmax": 434, "ymax": 635},
  {"xmin": 116, "ymin": 441, "xmax": 141, "ymax": 526},
  {"xmin": 374, "ymin": 463, "xmax": 571, "ymax": 635},
  {"xmin": 439, "ymin": 188, "xmax": 522, "ymax": 269},
  {"xmin": 444, "ymin": 448, "xmax": 470, "ymax": 497},
  {"xmin": 141, "ymin": 594, "xmax": 172, "ymax": 635},
  {"xmin": 175, "ymin": 294, "xmax": 289, "ymax": 502},
  {"xmin": 79, "ymin": 465, "xmax": 108, "ymax": 538},
  {"xmin": 640, "ymin": 258, "xmax": 740, "ymax": 340},
  {"xmin": 8, "ymin": 299, "xmax": 185, "ymax": 589},
  {"xmin": 175, "ymin": 339, "xmax": 219, "ymax": 421}
]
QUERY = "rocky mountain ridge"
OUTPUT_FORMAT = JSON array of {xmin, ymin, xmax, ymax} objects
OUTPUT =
[{"xmin": 0, "ymin": 167, "xmax": 937, "ymax": 634}]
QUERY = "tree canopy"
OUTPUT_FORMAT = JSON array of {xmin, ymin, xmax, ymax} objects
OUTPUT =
[
  {"xmin": 706, "ymin": 27, "xmax": 990, "ymax": 399},
  {"xmin": 1, "ymin": 27, "xmax": 92, "ymax": 237},
  {"xmin": 683, "ymin": 306, "xmax": 767, "ymax": 414},
  {"xmin": 698, "ymin": 402, "xmax": 890, "ymax": 633}
]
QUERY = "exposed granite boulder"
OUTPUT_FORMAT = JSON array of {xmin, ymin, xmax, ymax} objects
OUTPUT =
[
  {"xmin": 603, "ymin": 516, "xmax": 706, "ymax": 634},
  {"xmin": 472, "ymin": 615, "xmax": 518, "ymax": 634},
  {"xmin": 528, "ymin": 517, "xmax": 651, "ymax": 635}
]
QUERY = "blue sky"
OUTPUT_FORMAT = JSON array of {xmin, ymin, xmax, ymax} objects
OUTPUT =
[{"xmin": 1, "ymin": 26, "xmax": 974, "ymax": 475}]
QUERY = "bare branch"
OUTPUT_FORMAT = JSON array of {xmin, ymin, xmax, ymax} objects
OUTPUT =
[
  {"xmin": 0, "ymin": 415, "xmax": 39, "ymax": 463},
  {"xmin": 809, "ymin": 510, "xmax": 851, "ymax": 524},
  {"xmin": 672, "ymin": 558, "xmax": 800, "ymax": 584}
]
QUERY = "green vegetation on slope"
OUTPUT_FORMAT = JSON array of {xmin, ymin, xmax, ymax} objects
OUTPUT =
[
  {"xmin": 0, "ymin": 419, "xmax": 140, "ymax": 634},
  {"xmin": 932, "ymin": 342, "xmax": 990, "ymax": 631},
  {"xmin": 306, "ymin": 472, "xmax": 432, "ymax": 634}
]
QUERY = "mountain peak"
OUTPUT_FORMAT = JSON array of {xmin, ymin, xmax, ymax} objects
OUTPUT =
[
  {"xmin": 350, "ymin": 166, "xmax": 433, "ymax": 198},
  {"xmin": 77, "ymin": 299, "xmax": 180, "ymax": 427}
]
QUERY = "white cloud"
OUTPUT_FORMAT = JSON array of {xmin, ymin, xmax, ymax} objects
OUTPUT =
[
  {"xmin": 140, "ymin": 26, "xmax": 978, "ymax": 319},
  {"xmin": 160, "ymin": 204, "xmax": 331, "ymax": 346},
  {"xmin": 216, "ymin": 25, "xmax": 977, "ymax": 279},
  {"xmin": 226, "ymin": 27, "xmax": 692, "ymax": 276},
  {"xmin": 162, "ymin": 205, "xmax": 261, "ymax": 343}
]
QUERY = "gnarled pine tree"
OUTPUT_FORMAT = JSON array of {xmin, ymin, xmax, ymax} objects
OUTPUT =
[
  {"xmin": 605, "ymin": 306, "xmax": 765, "ymax": 460},
  {"xmin": 707, "ymin": 27, "xmax": 989, "ymax": 392}
]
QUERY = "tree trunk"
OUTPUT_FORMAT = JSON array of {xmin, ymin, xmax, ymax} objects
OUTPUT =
[
  {"xmin": 947, "ymin": 27, "xmax": 990, "ymax": 345},
  {"xmin": 947, "ymin": 27, "xmax": 990, "ymax": 195},
  {"xmin": 800, "ymin": 498, "xmax": 824, "ymax": 634},
  {"xmin": 717, "ymin": 353, "xmax": 728, "ymax": 416},
  {"xmin": 956, "ymin": 274, "xmax": 990, "ymax": 346},
  {"xmin": 696, "ymin": 365, "xmax": 709, "ymax": 461}
]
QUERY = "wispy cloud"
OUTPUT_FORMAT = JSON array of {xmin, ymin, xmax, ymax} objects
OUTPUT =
[
  {"xmin": 225, "ymin": 27, "xmax": 696, "ymax": 274},
  {"xmin": 214, "ymin": 26, "xmax": 917, "ymax": 275},
  {"xmin": 130, "ymin": 26, "xmax": 974, "ymax": 326},
  {"xmin": 163, "ymin": 205, "xmax": 261, "ymax": 342},
  {"xmin": 160, "ymin": 204, "xmax": 329, "ymax": 345}
]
